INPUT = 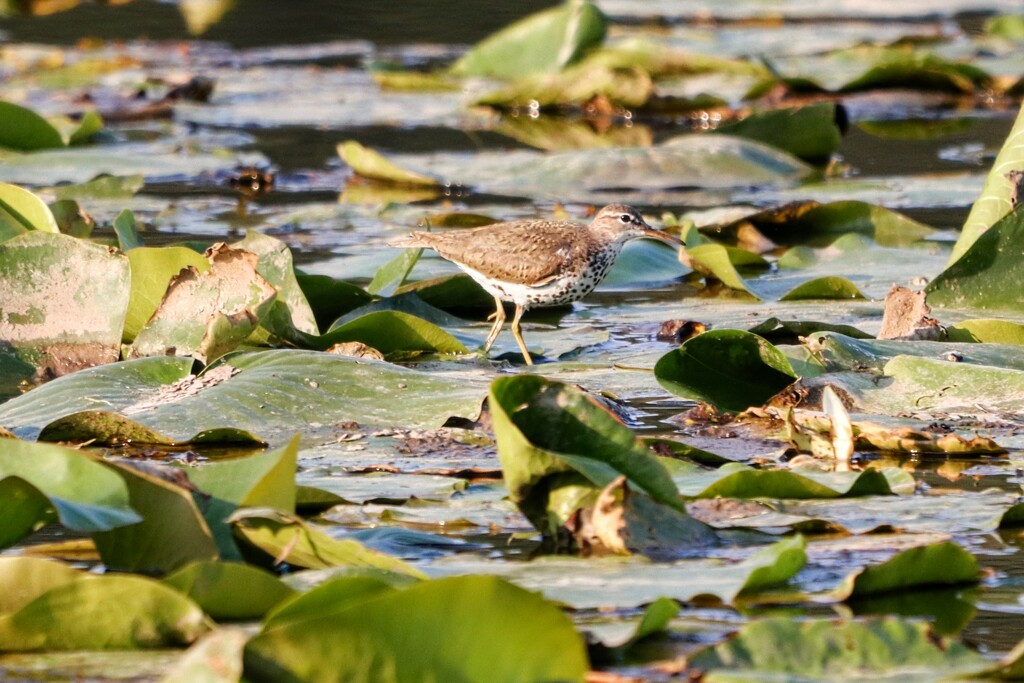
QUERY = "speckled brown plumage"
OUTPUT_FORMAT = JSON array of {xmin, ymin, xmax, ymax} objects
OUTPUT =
[{"xmin": 389, "ymin": 204, "xmax": 682, "ymax": 365}]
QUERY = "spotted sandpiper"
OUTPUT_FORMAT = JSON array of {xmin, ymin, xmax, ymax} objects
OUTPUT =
[{"xmin": 390, "ymin": 204, "xmax": 683, "ymax": 365}]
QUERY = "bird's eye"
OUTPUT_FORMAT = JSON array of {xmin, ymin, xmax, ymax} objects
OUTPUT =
[{"xmin": 619, "ymin": 213, "xmax": 633, "ymax": 224}]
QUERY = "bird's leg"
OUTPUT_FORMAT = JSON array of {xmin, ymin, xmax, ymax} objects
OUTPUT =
[
  {"xmin": 482, "ymin": 296, "xmax": 506, "ymax": 353},
  {"xmin": 510, "ymin": 304, "xmax": 534, "ymax": 366}
]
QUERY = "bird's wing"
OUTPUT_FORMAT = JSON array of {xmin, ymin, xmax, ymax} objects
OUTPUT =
[{"xmin": 428, "ymin": 222, "xmax": 584, "ymax": 286}]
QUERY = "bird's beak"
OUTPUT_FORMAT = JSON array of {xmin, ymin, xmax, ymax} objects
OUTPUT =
[{"xmin": 642, "ymin": 227, "xmax": 685, "ymax": 248}]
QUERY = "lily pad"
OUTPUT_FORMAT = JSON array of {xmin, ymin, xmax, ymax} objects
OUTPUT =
[
  {"xmin": 0, "ymin": 557, "xmax": 82, "ymax": 615},
  {"xmin": 654, "ymin": 330, "xmax": 798, "ymax": 412},
  {"xmin": 0, "ymin": 183, "xmax": 58, "ymax": 239},
  {"xmin": 673, "ymin": 462, "xmax": 913, "ymax": 499},
  {"xmin": 834, "ymin": 541, "xmax": 980, "ymax": 600},
  {"xmin": 947, "ymin": 102, "xmax": 1024, "ymax": 265},
  {"xmin": 927, "ymin": 207, "xmax": 1024, "ymax": 313},
  {"xmin": 946, "ymin": 318, "xmax": 1024, "ymax": 344},
  {"xmin": 0, "ymin": 350, "xmax": 487, "ymax": 442},
  {"xmin": 129, "ymin": 243, "xmax": 278, "ymax": 363},
  {"xmin": 686, "ymin": 616, "xmax": 986, "ymax": 681},
  {"xmin": 244, "ymin": 575, "xmax": 588, "ymax": 683},
  {"xmin": 779, "ymin": 275, "xmax": 868, "ymax": 301},
  {"xmin": 449, "ymin": 0, "xmax": 607, "ymax": 78},
  {"xmin": 0, "ymin": 440, "xmax": 140, "ymax": 549},
  {"xmin": 489, "ymin": 375, "xmax": 689, "ymax": 535},
  {"xmin": 0, "ymin": 102, "xmax": 64, "ymax": 152},
  {"xmin": 0, "ymin": 231, "xmax": 128, "ymax": 375},
  {"xmin": 713, "ymin": 103, "xmax": 843, "ymax": 162},
  {"xmin": 163, "ymin": 561, "xmax": 296, "ymax": 621},
  {"xmin": 338, "ymin": 141, "xmax": 441, "ymax": 187},
  {"xmin": 685, "ymin": 243, "xmax": 761, "ymax": 297},
  {"xmin": 124, "ymin": 246, "xmax": 210, "ymax": 343},
  {"xmin": 229, "ymin": 508, "xmax": 427, "ymax": 579},
  {"xmin": 0, "ymin": 575, "xmax": 210, "ymax": 651},
  {"xmin": 319, "ymin": 310, "xmax": 468, "ymax": 358}
]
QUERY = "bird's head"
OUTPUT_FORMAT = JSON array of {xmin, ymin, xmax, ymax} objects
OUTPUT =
[{"xmin": 588, "ymin": 204, "xmax": 684, "ymax": 248}]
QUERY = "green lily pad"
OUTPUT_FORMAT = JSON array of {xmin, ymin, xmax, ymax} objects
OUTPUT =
[
  {"xmin": 712, "ymin": 103, "xmax": 843, "ymax": 162},
  {"xmin": 0, "ymin": 102, "xmax": 64, "ymax": 152},
  {"xmin": 779, "ymin": 275, "xmax": 868, "ymax": 301},
  {"xmin": 113, "ymin": 209, "xmax": 142, "ymax": 251},
  {"xmin": 0, "ymin": 231, "xmax": 129, "ymax": 374},
  {"xmin": 835, "ymin": 541, "xmax": 980, "ymax": 600},
  {"xmin": 49, "ymin": 174, "xmax": 144, "ymax": 200},
  {"xmin": 229, "ymin": 508, "xmax": 426, "ymax": 579},
  {"xmin": 808, "ymin": 331, "xmax": 1024, "ymax": 373},
  {"xmin": 124, "ymin": 246, "xmax": 210, "ymax": 343},
  {"xmin": 0, "ymin": 440, "xmax": 140, "ymax": 549},
  {"xmin": 235, "ymin": 232, "xmax": 319, "ymax": 339},
  {"xmin": 654, "ymin": 330, "xmax": 797, "ymax": 412},
  {"xmin": 0, "ymin": 350, "xmax": 486, "ymax": 443},
  {"xmin": 244, "ymin": 575, "xmax": 588, "ymax": 683},
  {"xmin": 0, "ymin": 557, "xmax": 82, "ymax": 614},
  {"xmin": 489, "ymin": 375, "xmax": 689, "ymax": 535},
  {"xmin": 987, "ymin": 15, "xmax": 1024, "ymax": 41},
  {"xmin": 947, "ymin": 102, "xmax": 1024, "ymax": 265},
  {"xmin": 946, "ymin": 318, "xmax": 1024, "ymax": 344},
  {"xmin": 674, "ymin": 462, "xmax": 913, "ymax": 499},
  {"xmin": 0, "ymin": 183, "xmax": 58, "ymax": 239},
  {"xmin": 449, "ymin": 0, "xmax": 607, "ymax": 78},
  {"xmin": 476, "ymin": 62, "xmax": 653, "ymax": 109},
  {"xmin": 92, "ymin": 460, "xmax": 220, "ymax": 574},
  {"xmin": 160, "ymin": 627, "xmax": 248, "ymax": 683},
  {"xmin": 163, "ymin": 561, "xmax": 297, "ymax": 621},
  {"xmin": 319, "ymin": 310, "xmax": 468, "ymax": 358},
  {"xmin": 686, "ymin": 616, "xmax": 986, "ymax": 681},
  {"xmin": 295, "ymin": 271, "xmax": 374, "ymax": 333},
  {"xmin": 129, "ymin": 243, "xmax": 278, "ymax": 363},
  {"xmin": 685, "ymin": 243, "xmax": 760, "ymax": 297},
  {"xmin": 747, "ymin": 318, "xmax": 872, "ymax": 343},
  {"xmin": 740, "ymin": 200, "xmax": 934, "ymax": 247},
  {"xmin": 0, "ymin": 574, "xmax": 210, "ymax": 651},
  {"xmin": 338, "ymin": 141, "xmax": 441, "ymax": 187},
  {"xmin": 927, "ymin": 207, "xmax": 1024, "ymax": 313},
  {"xmin": 187, "ymin": 436, "xmax": 298, "ymax": 558}
]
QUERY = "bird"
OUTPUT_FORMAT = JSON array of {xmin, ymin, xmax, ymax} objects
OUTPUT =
[{"xmin": 389, "ymin": 204, "xmax": 683, "ymax": 365}]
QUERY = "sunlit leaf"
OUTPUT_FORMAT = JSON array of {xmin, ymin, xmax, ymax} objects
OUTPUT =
[
  {"xmin": 655, "ymin": 330, "xmax": 797, "ymax": 412},
  {"xmin": 92, "ymin": 460, "xmax": 220, "ymax": 574},
  {"xmin": 320, "ymin": 310, "xmax": 468, "ymax": 358},
  {"xmin": 0, "ymin": 557, "xmax": 81, "ymax": 614},
  {"xmin": 50, "ymin": 174, "xmax": 144, "ymax": 200},
  {"xmin": 946, "ymin": 318, "xmax": 1024, "ymax": 344},
  {"xmin": 163, "ymin": 561, "xmax": 296, "ymax": 621},
  {"xmin": 685, "ymin": 243, "xmax": 760, "ymax": 297},
  {"xmin": 113, "ymin": 209, "xmax": 142, "ymax": 251},
  {"xmin": 779, "ymin": 275, "xmax": 868, "ymax": 301},
  {"xmin": 449, "ymin": 0, "xmax": 607, "ymax": 78},
  {"xmin": 124, "ymin": 246, "xmax": 210, "ymax": 343},
  {"xmin": 0, "ymin": 231, "xmax": 130, "ymax": 374},
  {"xmin": 244, "ymin": 575, "xmax": 588, "ymax": 683},
  {"xmin": 0, "ymin": 183, "xmax": 58, "ymax": 240},
  {"xmin": 0, "ymin": 575, "xmax": 210, "ymax": 651},
  {"xmin": 927, "ymin": 207, "xmax": 1024, "ymax": 313},
  {"xmin": 674, "ymin": 462, "xmax": 913, "ymax": 499},
  {"xmin": 834, "ymin": 541, "xmax": 980, "ymax": 600},
  {"xmin": 229, "ymin": 508, "xmax": 427, "ymax": 579},
  {"xmin": 337, "ymin": 141, "xmax": 440, "ymax": 187},
  {"xmin": 366, "ymin": 245, "xmax": 422, "ymax": 297},
  {"xmin": 0, "ymin": 102, "xmax": 64, "ymax": 152},
  {"xmin": 235, "ymin": 232, "xmax": 319, "ymax": 338},
  {"xmin": 0, "ymin": 440, "xmax": 140, "ymax": 548},
  {"xmin": 161, "ymin": 627, "xmax": 248, "ymax": 683},
  {"xmin": 686, "ymin": 617, "xmax": 986, "ymax": 681},
  {"xmin": 489, "ymin": 375, "xmax": 691, "ymax": 536},
  {"xmin": 947, "ymin": 102, "xmax": 1024, "ymax": 264},
  {"xmin": 713, "ymin": 103, "xmax": 843, "ymax": 162},
  {"xmin": 129, "ymin": 243, "xmax": 278, "ymax": 363}
]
